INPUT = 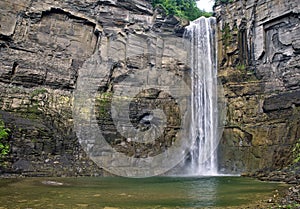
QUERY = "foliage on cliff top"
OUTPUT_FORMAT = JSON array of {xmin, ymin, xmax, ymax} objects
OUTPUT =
[
  {"xmin": 152, "ymin": 0, "xmax": 212, "ymax": 21},
  {"xmin": 215, "ymin": 0, "xmax": 234, "ymax": 4}
]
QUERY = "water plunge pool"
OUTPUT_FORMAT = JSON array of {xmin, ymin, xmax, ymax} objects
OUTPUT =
[{"xmin": 0, "ymin": 176, "xmax": 286, "ymax": 208}]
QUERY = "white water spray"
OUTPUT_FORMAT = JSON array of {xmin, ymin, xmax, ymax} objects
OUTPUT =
[{"xmin": 185, "ymin": 17, "xmax": 218, "ymax": 175}]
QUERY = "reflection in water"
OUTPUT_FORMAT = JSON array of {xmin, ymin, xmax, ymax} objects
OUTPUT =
[
  {"xmin": 0, "ymin": 176, "xmax": 285, "ymax": 208},
  {"xmin": 186, "ymin": 177, "xmax": 217, "ymax": 207}
]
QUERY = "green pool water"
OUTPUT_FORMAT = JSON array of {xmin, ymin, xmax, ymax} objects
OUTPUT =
[{"xmin": 0, "ymin": 176, "xmax": 285, "ymax": 208}]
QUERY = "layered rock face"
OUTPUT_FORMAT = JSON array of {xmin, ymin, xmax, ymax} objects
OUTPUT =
[
  {"xmin": 216, "ymin": 0, "xmax": 300, "ymax": 173},
  {"xmin": 0, "ymin": 0, "xmax": 189, "ymax": 176},
  {"xmin": 1, "ymin": 0, "xmax": 299, "ymax": 176}
]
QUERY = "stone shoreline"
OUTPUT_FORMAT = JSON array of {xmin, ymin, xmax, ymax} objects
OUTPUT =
[{"xmin": 243, "ymin": 164, "xmax": 300, "ymax": 208}]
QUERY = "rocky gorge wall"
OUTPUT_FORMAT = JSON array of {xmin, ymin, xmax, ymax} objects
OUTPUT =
[
  {"xmin": 1, "ymin": 0, "xmax": 299, "ymax": 176},
  {"xmin": 0, "ymin": 0, "xmax": 190, "ymax": 176},
  {"xmin": 215, "ymin": 0, "xmax": 300, "ymax": 173}
]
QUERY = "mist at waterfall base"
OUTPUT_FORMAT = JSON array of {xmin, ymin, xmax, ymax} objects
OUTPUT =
[{"xmin": 178, "ymin": 16, "xmax": 224, "ymax": 176}]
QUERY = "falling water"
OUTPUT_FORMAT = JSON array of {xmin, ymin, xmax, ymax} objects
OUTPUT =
[{"xmin": 184, "ymin": 17, "xmax": 218, "ymax": 175}]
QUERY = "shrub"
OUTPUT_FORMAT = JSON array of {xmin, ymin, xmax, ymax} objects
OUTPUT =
[
  {"xmin": 0, "ymin": 119, "xmax": 10, "ymax": 159},
  {"xmin": 292, "ymin": 138, "xmax": 300, "ymax": 163}
]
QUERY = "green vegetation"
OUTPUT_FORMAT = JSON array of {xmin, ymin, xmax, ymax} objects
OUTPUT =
[
  {"xmin": 236, "ymin": 63, "xmax": 246, "ymax": 71},
  {"xmin": 152, "ymin": 0, "xmax": 212, "ymax": 21},
  {"xmin": 216, "ymin": 0, "xmax": 234, "ymax": 4},
  {"xmin": 25, "ymin": 88, "xmax": 49, "ymax": 119},
  {"xmin": 31, "ymin": 88, "xmax": 48, "ymax": 98},
  {"xmin": 292, "ymin": 138, "xmax": 300, "ymax": 163},
  {"xmin": 0, "ymin": 119, "xmax": 10, "ymax": 159},
  {"xmin": 96, "ymin": 92, "xmax": 112, "ymax": 117},
  {"xmin": 222, "ymin": 22, "xmax": 231, "ymax": 47}
]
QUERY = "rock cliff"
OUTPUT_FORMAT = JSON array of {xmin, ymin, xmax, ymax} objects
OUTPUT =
[
  {"xmin": 0, "ymin": 0, "xmax": 189, "ymax": 176},
  {"xmin": 1, "ymin": 0, "xmax": 299, "ymax": 176},
  {"xmin": 215, "ymin": 0, "xmax": 300, "ymax": 173}
]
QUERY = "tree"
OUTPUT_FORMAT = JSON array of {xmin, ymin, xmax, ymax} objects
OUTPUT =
[{"xmin": 152, "ymin": 0, "xmax": 212, "ymax": 21}]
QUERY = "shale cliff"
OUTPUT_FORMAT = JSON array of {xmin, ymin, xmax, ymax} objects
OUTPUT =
[
  {"xmin": 0, "ymin": 0, "xmax": 189, "ymax": 176},
  {"xmin": 216, "ymin": 0, "xmax": 300, "ymax": 174}
]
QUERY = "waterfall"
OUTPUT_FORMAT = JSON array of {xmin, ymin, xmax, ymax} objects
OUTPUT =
[{"xmin": 185, "ymin": 17, "xmax": 218, "ymax": 175}]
